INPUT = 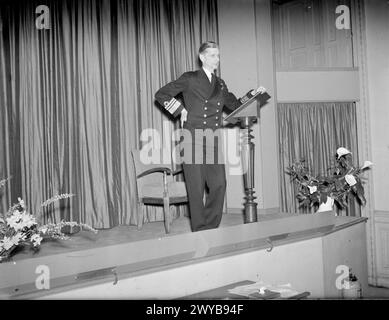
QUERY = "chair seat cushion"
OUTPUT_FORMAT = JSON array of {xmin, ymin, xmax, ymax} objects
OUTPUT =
[{"xmin": 141, "ymin": 181, "xmax": 187, "ymax": 198}]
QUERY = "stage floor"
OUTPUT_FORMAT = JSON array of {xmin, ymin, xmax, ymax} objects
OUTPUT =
[{"xmin": 9, "ymin": 214, "xmax": 244, "ymax": 262}]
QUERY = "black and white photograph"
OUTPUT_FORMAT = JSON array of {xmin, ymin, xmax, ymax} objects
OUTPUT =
[{"xmin": 1, "ymin": 0, "xmax": 389, "ymax": 306}]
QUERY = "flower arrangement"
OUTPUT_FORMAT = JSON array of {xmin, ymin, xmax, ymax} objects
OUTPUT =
[
  {"xmin": 0, "ymin": 178, "xmax": 98, "ymax": 262},
  {"xmin": 287, "ymin": 147, "xmax": 373, "ymax": 211}
]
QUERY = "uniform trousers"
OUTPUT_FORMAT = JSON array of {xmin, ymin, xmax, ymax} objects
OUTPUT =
[
  {"xmin": 180, "ymin": 129, "xmax": 226, "ymax": 232},
  {"xmin": 183, "ymin": 163, "xmax": 226, "ymax": 232}
]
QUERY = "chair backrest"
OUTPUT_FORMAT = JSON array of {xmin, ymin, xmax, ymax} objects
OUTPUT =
[{"xmin": 131, "ymin": 149, "xmax": 174, "ymax": 199}]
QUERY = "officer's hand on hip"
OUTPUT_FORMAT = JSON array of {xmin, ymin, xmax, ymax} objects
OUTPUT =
[{"xmin": 180, "ymin": 108, "xmax": 188, "ymax": 127}]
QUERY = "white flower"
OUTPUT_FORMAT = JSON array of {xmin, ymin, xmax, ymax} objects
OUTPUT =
[
  {"xmin": 361, "ymin": 161, "xmax": 373, "ymax": 170},
  {"xmin": 31, "ymin": 234, "xmax": 42, "ymax": 247},
  {"xmin": 308, "ymin": 185, "xmax": 317, "ymax": 194},
  {"xmin": 6, "ymin": 211, "xmax": 36, "ymax": 231},
  {"xmin": 11, "ymin": 233, "xmax": 25, "ymax": 246},
  {"xmin": 19, "ymin": 213, "xmax": 36, "ymax": 229},
  {"xmin": 0, "ymin": 237, "xmax": 14, "ymax": 250},
  {"xmin": 336, "ymin": 147, "xmax": 352, "ymax": 159},
  {"xmin": 345, "ymin": 174, "xmax": 357, "ymax": 186},
  {"xmin": 317, "ymin": 196, "xmax": 335, "ymax": 212},
  {"xmin": 39, "ymin": 227, "xmax": 48, "ymax": 234},
  {"xmin": 17, "ymin": 197, "xmax": 26, "ymax": 209},
  {"xmin": 6, "ymin": 211, "xmax": 24, "ymax": 230}
]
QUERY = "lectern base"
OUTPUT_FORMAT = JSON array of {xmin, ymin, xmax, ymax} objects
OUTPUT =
[{"xmin": 244, "ymin": 203, "xmax": 258, "ymax": 223}]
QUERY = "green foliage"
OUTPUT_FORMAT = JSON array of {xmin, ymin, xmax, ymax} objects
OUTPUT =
[{"xmin": 287, "ymin": 148, "xmax": 372, "ymax": 210}]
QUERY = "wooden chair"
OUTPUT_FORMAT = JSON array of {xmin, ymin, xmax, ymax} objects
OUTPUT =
[{"xmin": 131, "ymin": 149, "xmax": 188, "ymax": 233}]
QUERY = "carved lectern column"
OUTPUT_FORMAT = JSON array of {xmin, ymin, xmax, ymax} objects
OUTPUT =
[
  {"xmin": 223, "ymin": 91, "xmax": 271, "ymax": 224},
  {"xmin": 241, "ymin": 117, "xmax": 257, "ymax": 223}
]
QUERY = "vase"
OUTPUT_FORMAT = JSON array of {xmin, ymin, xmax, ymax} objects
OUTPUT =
[
  {"xmin": 342, "ymin": 280, "xmax": 362, "ymax": 299},
  {"xmin": 317, "ymin": 196, "xmax": 334, "ymax": 213},
  {"xmin": 61, "ymin": 224, "xmax": 81, "ymax": 235}
]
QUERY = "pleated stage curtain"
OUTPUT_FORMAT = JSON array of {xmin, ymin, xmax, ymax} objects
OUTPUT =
[
  {"xmin": 0, "ymin": 0, "xmax": 219, "ymax": 228},
  {"xmin": 277, "ymin": 102, "xmax": 361, "ymax": 217}
]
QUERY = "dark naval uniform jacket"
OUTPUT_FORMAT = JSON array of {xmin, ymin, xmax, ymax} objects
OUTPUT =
[
  {"xmin": 155, "ymin": 68, "xmax": 253, "ymax": 130},
  {"xmin": 155, "ymin": 68, "xmax": 253, "ymax": 164}
]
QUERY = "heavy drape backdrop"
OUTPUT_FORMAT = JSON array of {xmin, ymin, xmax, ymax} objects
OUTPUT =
[{"xmin": 0, "ymin": 0, "xmax": 219, "ymax": 228}]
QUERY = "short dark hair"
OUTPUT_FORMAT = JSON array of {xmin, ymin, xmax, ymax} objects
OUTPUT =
[{"xmin": 198, "ymin": 41, "xmax": 219, "ymax": 55}]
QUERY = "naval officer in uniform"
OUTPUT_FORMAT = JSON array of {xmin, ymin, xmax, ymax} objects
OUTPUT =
[{"xmin": 155, "ymin": 41, "xmax": 265, "ymax": 232}]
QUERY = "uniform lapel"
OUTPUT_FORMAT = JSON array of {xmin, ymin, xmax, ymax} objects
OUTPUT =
[{"xmin": 197, "ymin": 69, "xmax": 214, "ymax": 98}]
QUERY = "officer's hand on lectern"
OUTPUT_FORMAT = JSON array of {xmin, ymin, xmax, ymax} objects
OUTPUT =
[
  {"xmin": 180, "ymin": 108, "xmax": 188, "ymax": 127},
  {"xmin": 251, "ymin": 86, "xmax": 266, "ymax": 96}
]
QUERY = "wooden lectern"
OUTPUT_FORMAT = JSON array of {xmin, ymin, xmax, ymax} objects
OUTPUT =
[{"xmin": 224, "ymin": 91, "xmax": 271, "ymax": 223}]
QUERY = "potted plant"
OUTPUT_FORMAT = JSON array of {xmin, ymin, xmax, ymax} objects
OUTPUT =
[{"xmin": 287, "ymin": 147, "xmax": 372, "ymax": 213}]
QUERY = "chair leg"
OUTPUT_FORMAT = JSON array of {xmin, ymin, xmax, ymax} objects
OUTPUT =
[
  {"xmin": 137, "ymin": 203, "xmax": 144, "ymax": 230},
  {"xmin": 163, "ymin": 197, "xmax": 171, "ymax": 234}
]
